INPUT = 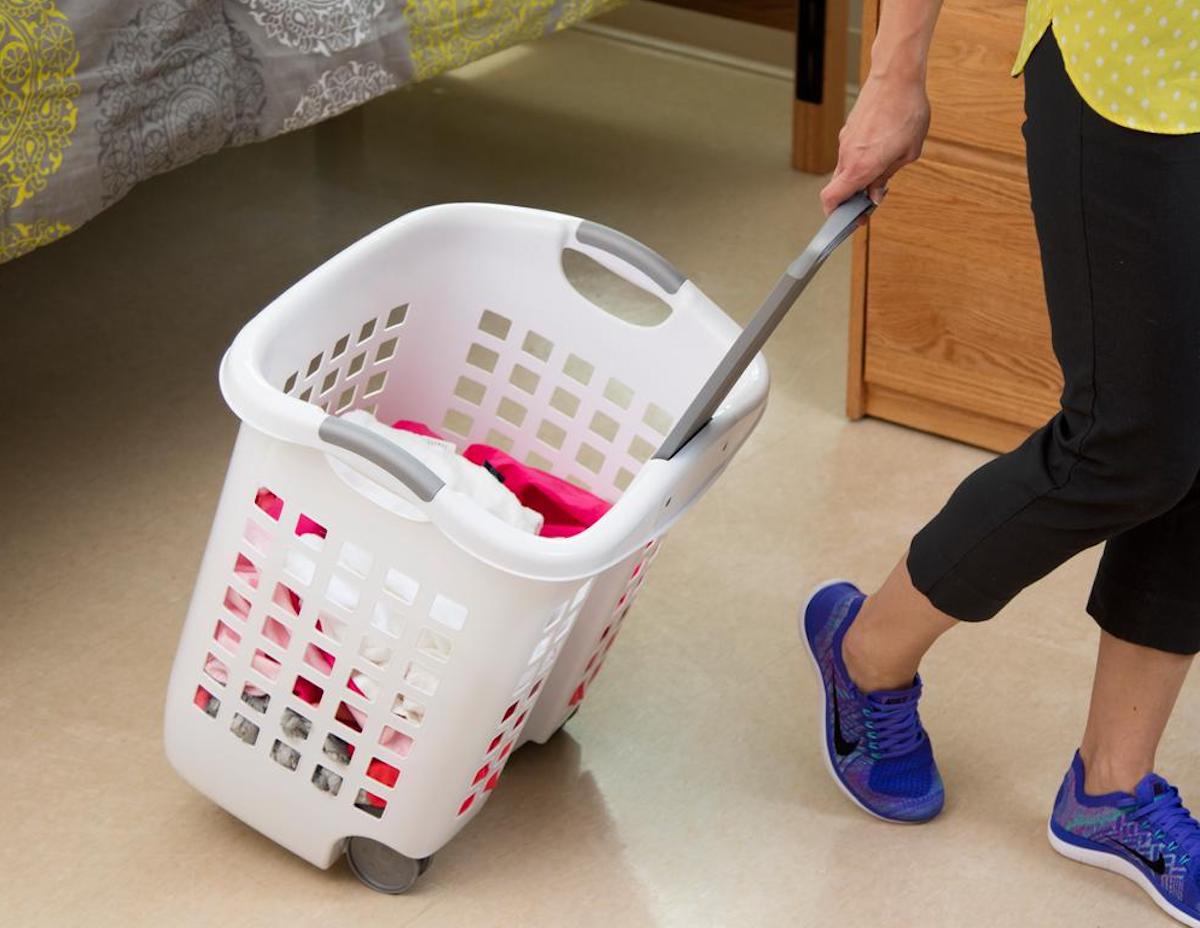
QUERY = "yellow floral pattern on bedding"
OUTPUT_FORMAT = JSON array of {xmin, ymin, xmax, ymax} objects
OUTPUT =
[
  {"xmin": 0, "ymin": 0, "xmax": 79, "ymax": 210},
  {"xmin": 406, "ymin": 0, "xmax": 623, "ymax": 81},
  {"xmin": 0, "ymin": 216, "xmax": 69, "ymax": 261}
]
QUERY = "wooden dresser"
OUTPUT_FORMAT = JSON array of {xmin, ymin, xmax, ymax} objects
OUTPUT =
[{"xmin": 847, "ymin": 0, "xmax": 1063, "ymax": 452}]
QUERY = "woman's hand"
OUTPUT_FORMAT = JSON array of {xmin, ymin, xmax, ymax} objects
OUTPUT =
[{"xmin": 819, "ymin": 71, "xmax": 931, "ymax": 216}]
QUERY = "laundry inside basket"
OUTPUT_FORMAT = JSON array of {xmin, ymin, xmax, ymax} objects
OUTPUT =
[{"xmin": 338, "ymin": 413, "xmax": 611, "ymax": 537}]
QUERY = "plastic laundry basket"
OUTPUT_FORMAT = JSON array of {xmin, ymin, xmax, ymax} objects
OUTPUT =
[{"xmin": 162, "ymin": 202, "xmax": 775, "ymax": 890}]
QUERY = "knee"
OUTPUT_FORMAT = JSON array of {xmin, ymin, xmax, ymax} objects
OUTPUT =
[{"xmin": 1086, "ymin": 434, "xmax": 1199, "ymax": 523}]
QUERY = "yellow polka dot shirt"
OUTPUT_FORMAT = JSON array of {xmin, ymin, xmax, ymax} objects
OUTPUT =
[{"xmin": 1013, "ymin": 0, "xmax": 1200, "ymax": 133}]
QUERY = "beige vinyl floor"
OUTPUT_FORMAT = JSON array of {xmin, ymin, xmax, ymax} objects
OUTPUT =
[{"xmin": 3, "ymin": 27, "xmax": 1195, "ymax": 928}]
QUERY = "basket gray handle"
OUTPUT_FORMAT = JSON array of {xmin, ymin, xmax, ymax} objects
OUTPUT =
[
  {"xmin": 319, "ymin": 416, "xmax": 445, "ymax": 502},
  {"xmin": 575, "ymin": 221, "xmax": 687, "ymax": 295},
  {"xmin": 655, "ymin": 192, "xmax": 876, "ymax": 461}
]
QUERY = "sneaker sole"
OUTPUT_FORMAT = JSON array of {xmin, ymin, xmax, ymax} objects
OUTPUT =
[
  {"xmin": 1047, "ymin": 819, "xmax": 1200, "ymax": 928},
  {"xmin": 798, "ymin": 579, "xmax": 927, "ymax": 826}
]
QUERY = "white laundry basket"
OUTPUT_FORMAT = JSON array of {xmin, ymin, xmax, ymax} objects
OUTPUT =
[{"xmin": 163, "ymin": 202, "xmax": 772, "ymax": 891}]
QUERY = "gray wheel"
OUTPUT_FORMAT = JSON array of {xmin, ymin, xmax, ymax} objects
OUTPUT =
[{"xmin": 345, "ymin": 836, "xmax": 432, "ymax": 893}]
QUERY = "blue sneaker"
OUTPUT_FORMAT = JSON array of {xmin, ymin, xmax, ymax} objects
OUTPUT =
[
  {"xmin": 1050, "ymin": 752, "xmax": 1200, "ymax": 927},
  {"xmin": 799, "ymin": 580, "xmax": 944, "ymax": 823}
]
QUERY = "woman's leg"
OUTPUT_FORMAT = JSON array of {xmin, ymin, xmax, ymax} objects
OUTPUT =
[{"xmin": 1079, "ymin": 632, "xmax": 1194, "ymax": 795}]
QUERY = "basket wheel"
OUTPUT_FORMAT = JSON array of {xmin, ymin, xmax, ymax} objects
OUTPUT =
[{"xmin": 345, "ymin": 836, "xmax": 432, "ymax": 893}]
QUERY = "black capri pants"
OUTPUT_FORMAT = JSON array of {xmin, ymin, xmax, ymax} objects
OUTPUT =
[{"xmin": 905, "ymin": 32, "xmax": 1200, "ymax": 655}]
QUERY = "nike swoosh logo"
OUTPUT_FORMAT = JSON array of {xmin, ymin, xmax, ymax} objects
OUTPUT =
[
  {"xmin": 831, "ymin": 682, "xmax": 859, "ymax": 757},
  {"xmin": 1113, "ymin": 840, "xmax": 1167, "ymax": 876}
]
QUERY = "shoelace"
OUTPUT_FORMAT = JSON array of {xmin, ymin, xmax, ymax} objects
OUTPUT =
[
  {"xmin": 861, "ymin": 683, "xmax": 925, "ymax": 760},
  {"xmin": 1129, "ymin": 783, "xmax": 1200, "ymax": 865}
]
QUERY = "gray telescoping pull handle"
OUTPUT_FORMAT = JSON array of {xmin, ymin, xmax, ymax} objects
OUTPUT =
[
  {"xmin": 576, "ymin": 221, "xmax": 687, "ymax": 295},
  {"xmin": 319, "ymin": 416, "xmax": 446, "ymax": 502},
  {"xmin": 655, "ymin": 192, "xmax": 876, "ymax": 461}
]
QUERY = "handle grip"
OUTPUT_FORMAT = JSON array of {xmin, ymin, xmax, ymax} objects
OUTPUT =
[
  {"xmin": 655, "ymin": 192, "xmax": 875, "ymax": 461},
  {"xmin": 319, "ymin": 416, "xmax": 445, "ymax": 502},
  {"xmin": 574, "ymin": 221, "xmax": 687, "ymax": 295}
]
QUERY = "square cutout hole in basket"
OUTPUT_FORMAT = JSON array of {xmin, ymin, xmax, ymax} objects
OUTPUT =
[
  {"xmin": 233, "ymin": 553, "xmax": 260, "ymax": 590},
  {"xmin": 403, "ymin": 661, "xmax": 440, "ymax": 696},
  {"xmin": 322, "ymin": 732, "xmax": 354, "ymax": 766},
  {"xmin": 358, "ymin": 318, "xmax": 376, "ymax": 344},
  {"xmin": 303, "ymin": 642, "xmax": 335, "ymax": 676},
  {"xmin": 355, "ymin": 790, "xmax": 387, "ymax": 818},
  {"xmin": 643, "ymin": 403, "xmax": 674, "ymax": 435},
  {"xmin": 293, "ymin": 675, "xmax": 324, "ymax": 706},
  {"xmin": 273, "ymin": 582, "xmax": 303, "ymax": 617},
  {"xmin": 615, "ymin": 467, "xmax": 636, "ymax": 492},
  {"xmin": 386, "ymin": 304, "xmax": 408, "ymax": 328},
  {"xmin": 320, "ymin": 370, "xmax": 338, "ymax": 396},
  {"xmin": 466, "ymin": 343, "xmax": 499, "ymax": 374},
  {"xmin": 213, "ymin": 619, "xmax": 241, "ymax": 654},
  {"xmin": 375, "ymin": 337, "xmax": 397, "ymax": 363},
  {"xmin": 390, "ymin": 692, "xmax": 425, "ymax": 726},
  {"xmin": 243, "ymin": 518, "xmax": 272, "ymax": 556},
  {"xmin": 442, "ymin": 408, "xmax": 474, "ymax": 438},
  {"xmin": 526, "ymin": 450, "xmax": 554, "ymax": 472},
  {"xmin": 312, "ymin": 765, "xmax": 343, "ymax": 796},
  {"xmin": 254, "ymin": 487, "xmax": 284, "ymax": 521},
  {"xmin": 349, "ymin": 668, "xmax": 379, "ymax": 703},
  {"xmin": 335, "ymin": 386, "xmax": 357, "ymax": 414},
  {"xmin": 589, "ymin": 410, "xmax": 619, "ymax": 443},
  {"xmin": 536, "ymin": 419, "xmax": 566, "ymax": 451},
  {"xmin": 629, "ymin": 435, "xmax": 656, "ymax": 464},
  {"xmin": 194, "ymin": 685, "xmax": 220, "ymax": 717},
  {"xmin": 252, "ymin": 648, "xmax": 282, "ymax": 682},
  {"xmin": 336, "ymin": 700, "xmax": 364, "ymax": 733},
  {"xmin": 604, "ymin": 378, "xmax": 634, "ymax": 410},
  {"xmin": 416, "ymin": 627, "xmax": 453, "ymax": 663},
  {"xmin": 367, "ymin": 757, "xmax": 400, "ymax": 788},
  {"xmin": 284, "ymin": 548, "xmax": 316, "ymax": 586},
  {"xmin": 223, "ymin": 586, "xmax": 251, "ymax": 622},
  {"xmin": 230, "ymin": 713, "xmax": 260, "ymax": 745},
  {"xmin": 316, "ymin": 611, "xmax": 348, "ymax": 644},
  {"xmin": 486, "ymin": 732, "xmax": 503, "ymax": 754},
  {"xmin": 347, "ymin": 352, "xmax": 367, "ymax": 378},
  {"xmin": 496, "ymin": 397, "xmax": 527, "ymax": 428},
  {"xmin": 331, "ymin": 333, "xmax": 350, "ymax": 360},
  {"xmin": 338, "ymin": 540, "xmax": 373, "ymax": 578},
  {"xmin": 521, "ymin": 330, "xmax": 553, "ymax": 362},
  {"xmin": 363, "ymin": 372, "xmax": 386, "ymax": 398},
  {"xmin": 454, "ymin": 375, "xmax": 487, "ymax": 406},
  {"xmin": 383, "ymin": 567, "xmax": 419, "ymax": 605},
  {"xmin": 458, "ymin": 794, "xmax": 476, "ymax": 816},
  {"xmin": 307, "ymin": 353, "xmax": 323, "ymax": 377},
  {"xmin": 576, "ymin": 443, "xmax": 605, "ymax": 474},
  {"xmin": 528, "ymin": 634, "xmax": 551, "ymax": 665},
  {"xmin": 281, "ymin": 707, "xmax": 312, "ymax": 741},
  {"xmin": 240, "ymin": 683, "xmax": 270, "ymax": 714},
  {"xmin": 509, "ymin": 364, "xmax": 539, "ymax": 395},
  {"xmin": 358, "ymin": 634, "xmax": 393, "ymax": 669},
  {"xmin": 271, "ymin": 739, "xmax": 300, "ymax": 771},
  {"xmin": 326, "ymin": 574, "xmax": 360, "ymax": 612},
  {"xmin": 472, "ymin": 763, "xmax": 490, "ymax": 786},
  {"xmin": 295, "ymin": 513, "xmax": 327, "ymax": 544},
  {"xmin": 478, "ymin": 309, "xmax": 512, "ymax": 341},
  {"xmin": 283, "ymin": 371, "xmax": 298, "ymax": 393},
  {"xmin": 429, "ymin": 594, "xmax": 468, "ymax": 631},
  {"xmin": 372, "ymin": 600, "xmax": 403, "ymax": 638},
  {"xmin": 549, "ymin": 387, "xmax": 581, "ymax": 418},
  {"xmin": 202, "ymin": 652, "xmax": 228, "ymax": 687},
  {"xmin": 379, "ymin": 726, "xmax": 414, "ymax": 758},
  {"xmin": 262, "ymin": 616, "xmax": 291, "ymax": 649},
  {"xmin": 484, "ymin": 428, "xmax": 514, "ymax": 453},
  {"xmin": 564, "ymin": 353, "xmax": 595, "ymax": 386}
]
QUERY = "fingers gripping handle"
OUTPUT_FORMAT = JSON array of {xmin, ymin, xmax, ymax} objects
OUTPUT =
[
  {"xmin": 319, "ymin": 416, "xmax": 445, "ymax": 502},
  {"xmin": 655, "ymin": 192, "xmax": 875, "ymax": 461},
  {"xmin": 575, "ymin": 221, "xmax": 687, "ymax": 295}
]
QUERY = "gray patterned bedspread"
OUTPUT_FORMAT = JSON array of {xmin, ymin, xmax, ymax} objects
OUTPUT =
[{"xmin": 0, "ymin": 0, "xmax": 620, "ymax": 264}]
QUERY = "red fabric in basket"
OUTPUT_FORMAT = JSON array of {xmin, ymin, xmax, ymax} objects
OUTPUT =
[{"xmin": 392, "ymin": 421, "xmax": 611, "ymax": 537}]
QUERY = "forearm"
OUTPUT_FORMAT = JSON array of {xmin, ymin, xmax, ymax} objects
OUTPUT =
[{"xmin": 869, "ymin": 0, "xmax": 944, "ymax": 85}]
